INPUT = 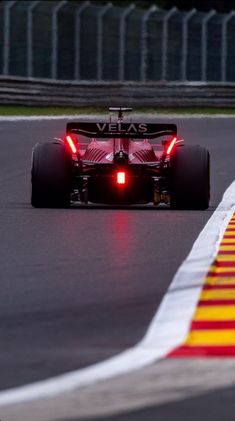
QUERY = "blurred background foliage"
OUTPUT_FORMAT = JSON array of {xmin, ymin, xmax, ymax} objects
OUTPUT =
[{"xmin": 72, "ymin": 0, "xmax": 235, "ymax": 13}]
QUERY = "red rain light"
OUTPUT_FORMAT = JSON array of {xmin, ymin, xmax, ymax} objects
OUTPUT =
[
  {"xmin": 166, "ymin": 137, "xmax": 177, "ymax": 155},
  {"xmin": 117, "ymin": 172, "xmax": 126, "ymax": 185},
  {"xmin": 65, "ymin": 135, "xmax": 77, "ymax": 154}
]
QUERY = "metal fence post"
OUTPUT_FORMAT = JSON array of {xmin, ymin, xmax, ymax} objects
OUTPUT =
[
  {"xmin": 181, "ymin": 8, "xmax": 196, "ymax": 81},
  {"xmin": 2, "ymin": 0, "xmax": 16, "ymax": 75},
  {"xmin": 221, "ymin": 10, "xmax": 235, "ymax": 82},
  {"xmin": 118, "ymin": 4, "xmax": 135, "ymax": 81},
  {"xmin": 140, "ymin": 5, "xmax": 157, "ymax": 81},
  {"xmin": 97, "ymin": 2, "xmax": 112, "ymax": 81},
  {"xmin": 74, "ymin": 1, "xmax": 90, "ymax": 80},
  {"xmin": 161, "ymin": 7, "xmax": 177, "ymax": 81},
  {"xmin": 201, "ymin": 10, "xmax": 216, "ymax": 81},
  {"xmin": 51, "ymin": 0, "xmax": 67, "ymax": 80},
  {"xmin": 27, "ymin": 0, "xmax": 40, "ymax": 78}
]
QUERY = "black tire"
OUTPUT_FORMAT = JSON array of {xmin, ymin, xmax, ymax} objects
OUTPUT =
[
  {"xmin": 170, "ymin": 145, "xmax": 210, "ymax": 210},
  {"xmin": 31, "ymin": 142, "xmax": 72, "ymax": 208}
]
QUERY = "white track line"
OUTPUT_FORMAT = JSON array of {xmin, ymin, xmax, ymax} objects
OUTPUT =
[
  {"xmin": 0, "ymin": 114, "xmax": 235, "ymax": 121},
  {"xmin": 0, "ymin": 182, "xmax": 234, "ymax": 406}
]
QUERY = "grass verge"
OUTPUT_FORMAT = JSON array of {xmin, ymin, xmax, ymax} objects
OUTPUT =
[{"xmin": 0, "ymin": 106, "xmax": 235, "ymax": 116}]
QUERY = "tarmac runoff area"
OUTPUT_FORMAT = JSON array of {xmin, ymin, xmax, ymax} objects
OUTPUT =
[
  {"xmin": 1, "ymin": 359, "xmax": 235, "ymax": 421},
  {"xmin": 1, "ymin": 166, "xmax": 235, "ymax": 418}
]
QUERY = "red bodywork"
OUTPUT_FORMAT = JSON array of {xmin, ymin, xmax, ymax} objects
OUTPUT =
[
  {"xmin": 81, "ymin": 138, "xmax": 160, "ymax": 164},
  {"xmin": 65, "ymin": 118, "xmax": 177, "ymax": 205}
]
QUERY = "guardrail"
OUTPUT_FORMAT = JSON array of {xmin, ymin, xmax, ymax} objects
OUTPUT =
[{"xmin": 0, "ymin": 77, "xmax": 235, "ymax": 108}]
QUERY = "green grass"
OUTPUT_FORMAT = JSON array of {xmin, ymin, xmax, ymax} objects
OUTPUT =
[
  {"xmin": 0, "ymin": 106, "xmax": 106, "ymax": 116},
  {"xmin": 0, "ymin": 105, "xmax": 235, "ymax": 116},
  {"xmin": 135, "ymin": 107, "xmax": 235, "ymax": 115}
]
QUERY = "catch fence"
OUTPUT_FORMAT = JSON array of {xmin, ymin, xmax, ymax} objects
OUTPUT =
[{"xmin": 0, "ymin": 1, "xmax": 235, "ymax": 82}]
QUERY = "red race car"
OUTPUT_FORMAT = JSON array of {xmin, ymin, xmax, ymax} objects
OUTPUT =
[{"xmin": 31, "ymin": 108, "xmax": 210, "ymax": 209}]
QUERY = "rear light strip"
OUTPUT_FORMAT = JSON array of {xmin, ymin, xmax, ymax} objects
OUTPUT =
[
  {"xmin": 65, "ymin": 135, "xmax": 77, "ymax": 154},
  {"xmin": 117, "ymin": 171, "xmax": 126, "ymax": 185},
  {"xmin": 166, "ymin": 137, "xmax": 177, "ymax": 155}
]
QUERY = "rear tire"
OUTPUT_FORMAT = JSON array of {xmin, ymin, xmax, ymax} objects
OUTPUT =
[
  {"xmin": 31, "ymin": 142, "xmax": 72, "ymax": 208},
  {"xmin": 170, "ymin": 145, "xmax": 210, "ymax": 210}
]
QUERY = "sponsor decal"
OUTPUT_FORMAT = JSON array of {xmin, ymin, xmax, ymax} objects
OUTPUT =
[
  {"xmin": 105, "ymin": 153, "xmax": 113, "ymax": 161},
  {"xmin": 96, "ymin": 123, "xmax": 148, "ymax": 133}
]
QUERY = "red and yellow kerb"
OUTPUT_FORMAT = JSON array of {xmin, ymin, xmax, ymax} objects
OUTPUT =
[{"xmin": 170, "ymin": 213, "xmax": 235, "ymax": 357}]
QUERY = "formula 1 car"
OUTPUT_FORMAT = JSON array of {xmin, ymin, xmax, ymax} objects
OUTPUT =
[{"xmin": 31, "ymin": 108, "xmax": 210, "ymax": 209}]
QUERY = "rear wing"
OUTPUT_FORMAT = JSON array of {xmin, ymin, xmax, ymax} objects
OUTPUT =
[{"xmin": 66, "ymin": 122, "xmax": 177, "ymax": 139}]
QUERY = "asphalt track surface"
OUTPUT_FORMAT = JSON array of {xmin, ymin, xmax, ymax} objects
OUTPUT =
[{"xmin": 0, "ymin": 117, "xmax": 235, "ymax": 406}]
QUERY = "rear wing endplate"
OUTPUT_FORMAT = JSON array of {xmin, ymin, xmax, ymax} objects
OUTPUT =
[{"xmin": 66, "ymin": 122, "xmax": 177, "ymax": 139}]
